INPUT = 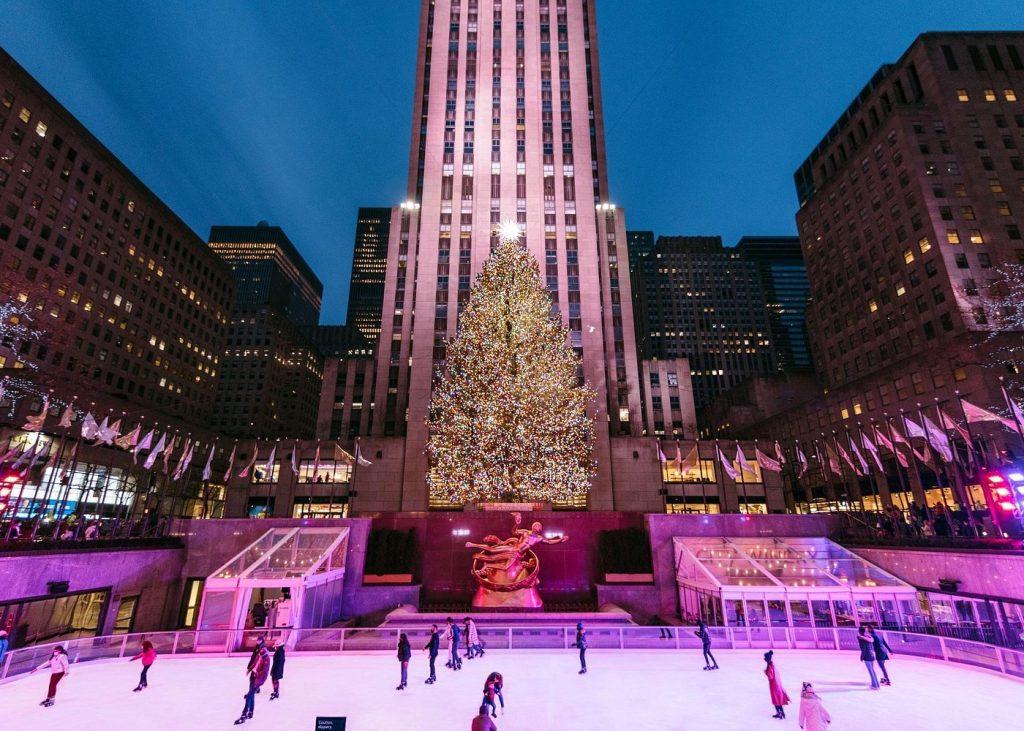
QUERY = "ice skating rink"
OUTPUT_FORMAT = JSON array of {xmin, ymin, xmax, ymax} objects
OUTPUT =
[{"xmin": 1, "ymin": 649, "xmax": 1019, "ymax": 730}]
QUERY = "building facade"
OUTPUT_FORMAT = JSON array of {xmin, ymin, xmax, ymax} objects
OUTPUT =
[
  {"xmin": 345, "ymin": 207, "xmax": 391, "ymax": 347},
  {"xmin": 735, "ymin": 235, "xmax": 811, "ymax": 372},
  {"xmin": 208, "ymin": 223, "xmax": 324, "ymax": 439},
  {"xmin": 627, "ymin": 229, "xmax": 656, "ymax": 358},
  {"xmin": 0, "ymin": 48, "xmax": 233, "ymax": 422},
  {"xmin": 315, "ymin": 325, "xmax": 375, "ymax": 442},
  {"xmin": 369, "ymin": 0, "xmax": 647, "ymax": 510},
  {"xmin": 633, "ymin": 236, "xmax": 777, "ymax": 411}
]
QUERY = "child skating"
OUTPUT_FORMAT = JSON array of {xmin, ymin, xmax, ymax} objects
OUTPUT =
[
  {"xmin": 129, "ymin": 639, "xmax": 157, "ymax": 691},
  {"xmin": 694, "ymin": 620, "xmax": 718, "ymax": 670},
  {"xmin": 30, "ymin": 645, "xmax": 69, "ymax": 707}
]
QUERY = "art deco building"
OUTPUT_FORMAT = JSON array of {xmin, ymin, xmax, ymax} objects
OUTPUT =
[
  {"xmin": 345, "ymin": 207, "xmax": 391, "ymax": 347},
  {"xmin": 0, "ymin": 48, "xmax": 233, "ymax": 422},
  {"xmin": 209, "ymin": 223, "xmax": 323, "ymax": 439},
  {"xmin": 371, "ymin": 0, "xmax": 645, "ymax": 509}
]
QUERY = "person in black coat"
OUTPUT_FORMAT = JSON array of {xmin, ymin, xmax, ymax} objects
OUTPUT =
[
  {"xmin": 575, "ymin": 622, "xmax": 587, "ymax": 675},
  {"xmin": 424, "ymin": 624, "xmax": 441, "ymax": 684},
  {"xmin": 695, "ymin": 620, "xmax": 719, "ymax": 670},
  {"xmin": 269, "ymin": 640, "xmax": 285, "ymax": 700},
  {"xmin": 857, "ymin": 626, "xmax": 880, "ymax": 689},
  {"xmin": 396, "ymin": 633, "xmax": 412, "ymax": 690},
  {"xmin": 868, "ymin": 626, "xmax": 893, "ymax": 686}
]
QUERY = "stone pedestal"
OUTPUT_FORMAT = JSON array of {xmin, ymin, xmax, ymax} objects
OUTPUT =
[{"xmin": 471, "ymin": 585, "xmax": 543, "ymax": 611}]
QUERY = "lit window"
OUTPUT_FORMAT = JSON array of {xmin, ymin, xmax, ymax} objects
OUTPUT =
[
  {"xmin": 896, "ymin": 283, "xmax": 906, "ymax": 297},
  {"xmin": 618, "ymin": 408, "xmax": 629, "ymax": 422},
  {"xmin": 918, "ymin": 237, "xmax": 932, "ymax": 253},
  {"xmin": 969, "ymin": 230, "xmax": 984, "ymax": 244},
  {"xmin": 869, "ymin": 300, "xmax": 878, "ymax": 313},
  {"xmin": 903, "ymin": 249, "xmax": 915, "ymax": 264},
  {"xmin": 853, "ymin": 403, "xmax": 863, "ymax": 415},
  {"xmin": 990, "ymin": 181, "xmax": 1004, "ymax": 193},
  {"xmin": 1006, "ymin": 89, "xmax": 1018, "ymax": 102},
  {"xmin": 998, "ymin": 201, "xmax": 1012, "ymax": 216},
  {"xmin": 841, "ymin": 408, "xmax": 850, "ymax": 420},
  {"xmin": 35, "ymin": 121, "xmax": 47, "ymax": 137},
  {"xmin": 18, "ymin": 107, "xmax": 30, "ymax": 122},
  {"xmin": 984, "ymin": 89, "xmax": 997, "ymax": 102},
  {"xmin": 947, "ymin": 230, "xmax": 961, "ymax": 245},
  {"xmin": 956, "ymin": 89, "xmax": 969, "ymax": 102}
]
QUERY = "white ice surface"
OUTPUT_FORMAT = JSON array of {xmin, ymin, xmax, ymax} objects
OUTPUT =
[{"xmin": 1, "ymin": 649, "xmax": 1019, "ymax": 730}]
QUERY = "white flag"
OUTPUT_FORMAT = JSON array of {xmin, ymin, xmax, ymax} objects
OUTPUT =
[
  {"xmin": 355, "ymin": 440, "xmax": 372, "ymax": 466},
  {"xmin": 80, "ymin": 412, "xmax": 100, "ymax": 440},
  {"xmin": 735, "ymin": 444, "xmax": 756, "ymax": 477},
  {"xmin": 716, "ymin": 444, "xmax": 738, "ymax": 480},
  {"xmin": 133, "ymin": 429, "xmax": 155, "ymax": 463},
  {"xmin": 861, "ymin": 431, "xmax": 886, "ymax": 473},
  {"xmin": 58, "ymin": 402, "xmax": 75, "ymax": 429},
  {"xmin": 201, "ymin": 444, "xmax": 216, "ymax": 482},
  {"xmin": 290, "ymin": 443, "xmax": 299, "ymax": 476},
  {"xmin": 796, "ymin": 444, "xmax": 809, "ymax": 477},
  {"xmin": 262, "ymin": 444, "xmax": 278, "ymax": 478},
  {"xmin": 922, "ymin": 413, "xmax": 953, "ymax": 462},
  {"xmin": 143, "ymin": 432, "xmax": 167, "ymax": 470}
]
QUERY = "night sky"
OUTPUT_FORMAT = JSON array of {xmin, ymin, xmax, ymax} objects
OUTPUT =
[{"xmin": 0, "ymin": 1, "xmax": 1019, "ymax": 322}]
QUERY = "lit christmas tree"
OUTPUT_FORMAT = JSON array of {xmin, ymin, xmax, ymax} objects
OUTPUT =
[{"xmin": 427, "ymin": 226, "xmax": 596, "ymax": 505}]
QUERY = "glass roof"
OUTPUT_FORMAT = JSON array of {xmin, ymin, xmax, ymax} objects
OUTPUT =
[
  {"xmin": 674, "ymin": 536, "xmax": 910, "ymax": 591},
  {"xmin": 211, "ymin": 527, "xmax": 349, "ymax": 582}
]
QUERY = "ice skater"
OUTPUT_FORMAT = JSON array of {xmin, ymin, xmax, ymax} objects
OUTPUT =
[
  {"xmin": 396, "ymin": 632, "xmax": 411, "ymax": 690},
  {"xmin": 269, "ymin": 639, "xmax": 285, "ymax": 700},
  {"xmin": 129, "ymin": 638, "xmax": 157, "ymax": 691},
  {"xmin": 30, "ymin": 645, "xmax": 69, "ymax": 707},
  {"xmin": 856, "ymin": 626, "xmax": 880, "ymax": 689},
  {"xmin": 235, "ymin": 642, "xmax": 270, "ymax": 724},
  {"xmin": 465, "ymin": 616, "xmax": 484, "ymax": 658},
  {"xmin": 482, "ymin": 674, "xmax": 499, "ymax": 717},
  {"xmin": 869, "ymin": 626, "xmax": 893, "ymax": 686},
  {"xmin": 424, "ymin": 624, "xmax": 440, "ymax": 684},
  {"xmin": 472, "ymin": 703, "xmax": 498, "ymax": 731},
  {"xmin": 445, "ymin": 617, "xmax": 462, "ymax": 671},
  {"xmin": 797, "ymin": 682, "xmax": 831, "ymax": 730},
  {"xmin": 486, "ymin": 671, "xmax": 505, "ymax": 714},
  {"xmin": 575, "ymin": 622, "xmax": 587, "ymax": 674},
  {"xmin": 694, "ymin": 620, "xmax": 718, "ymax": 670},
  {"xmin": 763, "ymin": 651, "xmax": 790, "ymax": 720}
]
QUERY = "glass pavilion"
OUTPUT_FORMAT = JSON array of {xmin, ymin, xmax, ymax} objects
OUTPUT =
[
  {"xmin": 674, "ymin": 537, "xmax": 919, "ymax": 646},
  {"xmin": 195, "ymin": 527, "xmax": 350, "ymax": 650}
]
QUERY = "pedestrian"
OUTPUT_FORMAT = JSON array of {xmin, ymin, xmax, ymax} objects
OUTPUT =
[
  {"xmin": 129, "ymin": 639, "xmax": 157, "ymax": 691},
  {"xmin": 694, "ymin": 620, "xmax": 718, "ymax": 670},
  {"xmin": 486, "ymin": 671, "xmax": 505, "ymax": 714},
  {"xmin": 575, "ymin": 622, "xmax": 587, "ymax": 674},
  {"xmin": 396, "ymin": 632, "xmax": 411, "ymax": 690},
  {"xmin": 471, "ymin": 703, "xmax": 498, "ymax": 731},
  {"xmin": 269, "ymin": 639, "xmax": 285, "ymax": 700},
  {"xmin": 797, "ymin": 682, "xmax": 831, "ymax": 730},
  {"xmin": 763, "ymin": 650, "xmax": 790, "ymax": 720},
  {"xmin": 235, "ymin": 642, "xmax": 270, "ymax": 724},
  {"xmin": 482, "ymin": 674, "xmax": 499, "ymax": 718},
  {"xmin": 445, "ymin": 617, "xmax": 462, "ymax": 671},
  {"xmin": 246, "ymin": 635, "xmax": 266, "ymax": 676},
  {"xmin": 424, "ymin": 624, "xmax": 440, "ymax": 684},
  {"xmin": 0, "ymin": 630, "xmax": 8, "ymax": 667},
  {"xmin": 856, "ymin": 626, "xmax": 880, "ymax": 689},
  {"xmin": 30, "ymin": 645, "xmax": 69, "ymax": 707},
  {"xmin": 868, "ymin": 626, "xmax": 893, "ymax": 686},
  {"xmin": 465, "ymin": 616, "xmax": 484, "ymax": 658}
]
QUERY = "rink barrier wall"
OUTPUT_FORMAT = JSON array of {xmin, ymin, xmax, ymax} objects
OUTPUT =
[{"xmin": 3, "ymin": 625, "xmax": 1024, "ymax": 685}]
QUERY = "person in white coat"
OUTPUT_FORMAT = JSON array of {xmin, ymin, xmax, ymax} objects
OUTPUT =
[
  {"xmin": 798, "ymin": 682, "xmax": 831, "ymax": 730},
  {"xmin": 30, "ymin": 645, "xmax": 70, "ymax": 707}
]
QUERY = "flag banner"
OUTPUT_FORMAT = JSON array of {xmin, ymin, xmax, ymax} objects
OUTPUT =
[
  {"xmin": 201, "ymin": 444, "xmax": 216, "ymax": 482},
  {"xmin": 796, "ymin": 444, "xmax": 809, "ymax": 477},
  {"xmin": 674, "ymin": 441, "xmax": 684, "ymax": 470},
  {"xmin": 222, "ymin": 443, "xmax": 237, "ymax": 483},
  {"xmin": 755, "ymin": 447, "xmax": 782, "ymax": 473},
  {"xmin": 940, "ymin": 408, "xmax": 972, "ymax": 443},
  {"xmin": 678, "ymin": 444, "xmax": 699, "ymax": 473},
  {"xmin": 716, "ymin": 444, "xmax": 738, "ymax": 480},
  {"xmin": 12, "ymin": 440, "xmax": 37, "ymax": 470},
  {"xmin": 312, "ymin": 443, "xmax": 321, "ymax": 481},
  {"xmin": 58, "ymin": 403, "xmax": 74, "ymax": 429},
  {"xmin": 290, "ymin": 444, "xmax": 299, "ymax": 476},
  {"xmin": 93, "ymin": 416, "xmax": 111, "ymax": 445},
  {"xmin": 115, "ymin": 423, "xmax": 141, "ymax": 451},
  {"xmin": 163, "ymin": 435, "xmax": 178, "ymax": 474},
  {"xmin": 735, "ymin": 443, "xmax": 756, "ymax": 477},
  {"xmin": 903, "ymin": 416, "xmax": 927, "ymax": 440},
  {"xmin": 173, "ymin": 440, "xmax": 194, "ymax": 481},
  {"xmin": 133, "ymin": 429, "xmax": 155, "ymax": 463},
  {"xmin": 861, "ymin": 432, "xmax": 885, "ymax": 473},
  {"xmin": 849, "ymin": 438, "xmax": 870, "ymax": 474},
  {"xmin": 60, "ymin": 441, "xmax": 79, "ymax": 482},
  {"xmin": 355, "ymin": 440, "xmax": 372, "ymax": 466},
  {"xmin": 262, "ymin": 444, "xmax": 278, "ymax": 477},
  {"xmin": 80, "ymin": 412, "xmax": 100, "ymax": 441},
  {"xmin": 1002, "ymin": 386, "xmax": 1024, "ymax": 436},
  {"xmin": 836, "ymin": 442, "xmax": 861, "ymax": 476},
  {"xmin": 961, "ymin": 398, "xmax": 1019, "ymax": 432},
  {"xmin": 143, "ymin": 432, "xmax": 167, "ymax": 470},
  {"xmin": 814, "ymin": 443, "xmax": 830, "ymax": 478},
  {"xmin": 656, "ymin": 440, "xmax": 668, "ymax": 463},
  {"xmin": 875, "ymin": 425, "xmax": 909, "ymax": 469},
  {"xmin": 826, "ymin": 445, "xmax": 843, "ymax": 477},
  {"xmin": 237, "ymin": 444, "xmax": 259, "ymax": 479},
  {"xmin": 22, "ymin": 397, "xmax": 49, "ymax": 431},
  {"xmin": 922, "ymin": 414, "xmax": 954, "ymax": 462},
  {"xmin": 774, "ymin": 440, "xmax": 787, "ymax": 465}
]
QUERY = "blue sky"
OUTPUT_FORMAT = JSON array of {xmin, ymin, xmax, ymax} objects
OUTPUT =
[{"xmin": 0, "ymin": 1, "xmax": 1020, "ymax": 322}]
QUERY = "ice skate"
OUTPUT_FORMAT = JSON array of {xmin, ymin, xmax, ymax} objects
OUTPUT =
[
  {"xmin": 133, "ymin": 684, "xmax": 144, "ymax": 692},
  {"xmin": 41, "ymin": 699, "xmax": 54, "ymax": 707},
  {"xmin": 269, "ymin": 691, "xmax": 279, "ymax": 700},
  {"xmin": 233, "ymin": 716, "xmax": 247, "ymax": 725}
]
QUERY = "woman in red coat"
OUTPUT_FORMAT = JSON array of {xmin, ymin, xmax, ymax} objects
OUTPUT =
[
  {"xmin": 763, "ymin": 651, "xmax": 790, "ymax": 720},
  {"xmin": 129, "ymin": 639, "xmax": 157, "ymax": 692}
]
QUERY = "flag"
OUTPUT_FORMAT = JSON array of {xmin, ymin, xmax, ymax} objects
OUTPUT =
[
  {"xmin": 796, "ymin": 443, "xmax": 809, "ymax": 477},
  {"xmin": 836, "ymin": 441, "xmax": 861, "ymax": 476},
  {"xmin": 0, "ymin": 442, "xmax": 21, "ymax": 463},
  {"xmin": 774, "ymin": 440, "xmax": 787, "ymax": 466},
  {"xmin": 22, "ymin": 397, "xmax": 49, "ymax": 431},
  {"xmin": 922, "ymin": 413, "xmax": 953, "ymax": 463},
  {"xmin": 115, "ymin": 423, "xmax": 141, "ymax": 451},
  {"xmin": 940, "ymin": 408, "xmax": 972, "ymax": 443},
  {"xmin": 875, "ymin": 424, "xmax": 909, "ymax": 469},
  {"xmin": 60, "ymin": 440, "xmax": 79, "ymax": 483},
  {"xmin": 1001, "ymin": 386, "xmax": 1024, "ymax": 436},
  {"xmin": 678, "ymin": 444, "xmax": 699, "ymax": 473},
  {"xmin": 961, "ymin": 398, "xmax": 1019, "ymax": 432},
  {"xmin": 172, "ymin": 440, "xmax": 194, "ymax": 481},
  {"xmin": 262, "ymin": 443, "xmax": 278, "ymax": 478},
  {"xmin": 133, "ymin": 429, "xmax": 155, "ymax": 463},
  {"xmin": 826, "ymin": 445, "xmax": 842, "ymax": 476},
  {"xmin": 755, "ymin": 447, "xmax": 782, "ymax": 473},
  {"xmin": 849, "ymin": 437, "xmax": 870, "ymax": 474},
  {"xmin": 222, "ymin": 443, "xmax": 237, "ymax": 482},
  {"xmin": 311, "ymin": 442, "xmax": 321, "ymax": 482},
  {"xmin": 735, "ymin": 443, "xmax": 757, "ymax": 478},
  {"xmin": 12, "ymin": 439, "xmax": 37, "ymax": 470},
  {"xmin": 656, "ymin": 440, "xmax": 668, "ymax": 463},
  {"xmin": 93, "ymin": 416, "xmax": 110, "ymax": 444},
  {"xmin": 903, "ymin": 415, "xmax": 927, "ymax": 440},
  {"xmin": 201, "ymin": 444, "xmax": 216, "ymax": 481},
  {"xmin": 814, "ymin": 442, "xmax": 830, "ymax": 478},
  {"xmin": 143, "ymin": 432, "xmax": 167, "ymax": 470},
  {"xmin": 716, "ymin": 443, "xmax": 738, "ymax": 480},
  {"xmin": 861, "ymin": 431, "xmax": 885, "ymax": 473},
  {"xmin": 237, "ymin": 444, "xmax": 259, "ymax": 479},
  {"xmin": 80, "ymin": 412, "xmax": 100, "ymax": 440},
  {"xmin": 355, "ymin": 440, "xmax": 372, "ymax": 466},
  {"xmin": 290, "ymin": 443, "xmax": 299, "ymax": 476},
  {"xmin": 58, "ymin": 402, "xmax": 74, "ymax": 429},
  {"xmin": 95, "ymin": 416, "xmax": 121, "ymax": 445},
  {"xmin": 162, "ymin": 435, "xmax": 178, "ymax": 474}
]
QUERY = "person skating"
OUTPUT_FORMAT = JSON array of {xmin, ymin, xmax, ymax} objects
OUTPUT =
[
  {"xmin": 396, "ymin": 632, "xmax": 412, "ymax": 690},
  {"xmin": 0, "ymin": 630, "xmax": 8, "ymax": 667},
  {"xmin": 424, "ymin": 624, "xmax": 441, "ymax": 683},
  {"xmin": 465, "ymin": 616, "xmax": 484, "ymax": 658},
  {"xmin": 575, "ymin": 622, "xmax": 587, "ymax": 674},
  {"xmin": 129, "ymin": 639, "xmax": 157, "ymax": 691},
  {"xmin": 30, "ymin": 645, "xmax": 69, "ymax": 707},
  {"xmin": 235, "ymin": 642, "xmax": 270, "ymax": 724},
  {"xmin": 797, "ymin": 682, "xmax": 831, "ymax": 730},
  {"xmin": 482, "ymin": 675, "xmax": 499, "ymax": 718},
  {"xmin": 856, "ymin": 626, "xmax": 880, "ymax": 689},
  {"xmin": 269, "ymin": 639, "xmax": 285, "ymax": 700},
  {"xmin": 471, "ymin": 703, "xmax": 498, "ymax": 731},
  {"xmin": 869, "ymin": 626, "xmax": 893, "ymax": 686},
  {"xmin": 445, "ymin": 617, "xmax": 462, "ymax": 670},
  {"xmin": 694, "ymin": 620, "xmax": 718, "ymax": 670},
  {"xmin": 763, "ymin": 651, "xmax": 790, "ymax": 719},
  {"xmin": 486, "ymin": 671, "xmax": 505, "ymax": 714}
]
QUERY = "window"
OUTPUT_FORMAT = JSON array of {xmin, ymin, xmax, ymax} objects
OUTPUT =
[
  {"xmin": 1006, "ymin": 89, "xmax": 1018, "ymax": 102},
  {"xmin": 984, "ymin": 89, "xmax": 997, "ymax": 102},
  {"xmin": 903, "ymin": 249, "xmax": 915, "ymax": 264},
  {"xmin": 969, "ymin": 230, "xmax": 984, "ymax": 244},
  {"xmin": 946, "ymin": 230, "xmax": 961, "ymax": 245},
  {"xmin": 956, "ymin": 89, "xmax": 969, "ymax": 102},
  {"xmin": 112, "ymin": 596, "xmax": 139, "ymax": 635},
  {"xmin": 918, "ymin": 236, "xmax": 931, "ymax": 253},
  {"xmin": 18, "ymin": 107, "xmax": 30, "ymax": 122}
]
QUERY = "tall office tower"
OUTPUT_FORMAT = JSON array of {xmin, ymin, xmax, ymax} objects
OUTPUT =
[
  {"xmin": 209, "ymin": 223, "xmax": 324, "ymax": 439},
  {"xmin": 373, "ymin": 0, "xmax": 644, "ymax": 509},
  {"xmin": 0, "ymin": 49, "xmax": 234, "ymax": 422},
  {"xmin": 626, "ymin": 230, "xmax": 656, "ymax": 358},
  {"xmin": 735, "ymin": 236, "xmax": 811, "ymax": 372},
  {"xmin": 345, "ymin": 207, "xmax": 391, "ymax": 347},
  {"xmin": 636, "ymin": 236, "xmax": 777, "ymax": 410}
]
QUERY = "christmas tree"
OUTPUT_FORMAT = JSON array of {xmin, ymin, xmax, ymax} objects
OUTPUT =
[{"xmin": 427, "ymin": 229, "xmax": 596, "ymax": 505}]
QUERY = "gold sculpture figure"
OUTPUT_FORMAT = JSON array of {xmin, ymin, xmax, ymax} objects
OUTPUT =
[{"xmin": 465, "ymin": 512, "xmax": 568, "ymax": 609}]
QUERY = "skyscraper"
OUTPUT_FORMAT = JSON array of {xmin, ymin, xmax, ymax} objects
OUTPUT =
[
  {"xmin": 345, "ymin": 207, "xmax": 391, "ymax": 347},
  {"xmin": 735, "ymin": 236, "xmax": 811, "ymax": 372},
  {"xmin": 371, "ymin": 0, "xmax": 644, "ymax": 509},
  {"xmin": 209, "ymin": 223, "xmax": 324, "ymax": 439}
]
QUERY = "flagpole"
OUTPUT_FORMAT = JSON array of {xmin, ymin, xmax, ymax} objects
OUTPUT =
[
  {"xmin": 30, "ymin": 395, "xmax": 72, "ymax": 537},
  {"xmin": 53, "ymin": 429, "xmax": 85, "ymax": 537},
  {"xmin": 934, "ymin": 397, "xmax": 977, "ymax": 535},
  {"xmin": 349, "ymin": 438, "xmax": 363, "ymax": 518},
  {"xmin": 847, "ymin": 425, "xmax": 873, "ymax": 512},
  {"xmin": 914, "ymin": 402, "xmax": 954, "ymax": 511},
  {"xmin": 875, "ymin": 417, "xmax": 909, "ymax": 512},
  {"xmin": 694, "ymin": 440, "xmax": 709, "ymax": 515}
]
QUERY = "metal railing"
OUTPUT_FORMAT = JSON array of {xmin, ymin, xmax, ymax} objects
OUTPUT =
[{"xmin": 3, "ymin": 624, "xmax": 1023, "ymax": 685}]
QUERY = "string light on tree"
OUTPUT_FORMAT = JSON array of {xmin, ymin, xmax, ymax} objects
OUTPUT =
[{"xmin": 426, "ymin": 239, "xmax": 596, "ymax": 505}]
